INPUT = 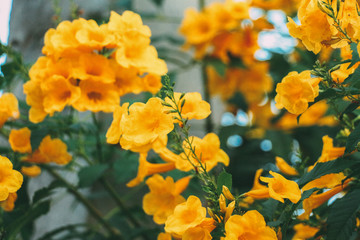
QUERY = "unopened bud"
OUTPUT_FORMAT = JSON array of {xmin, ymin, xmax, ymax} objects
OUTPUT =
[
  {"xmin": 224, "ymin": 200, "xmax": 236, "ymax": 223},
  {"xmin": 222, "ymin": 185, "xmax": 235, "ymax": 201},
  {"xmin": 219, "ymin": 194, "xmax": 227, "ymax": 213}
]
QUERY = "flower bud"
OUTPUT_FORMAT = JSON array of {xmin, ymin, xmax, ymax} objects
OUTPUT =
[
  {"xmin": 222, "ymin": 185, "xmax": 235, "ymax": 201},
  {"xmin": 219, "ymin": 194, "xmax": 227, "ymax": 213}
]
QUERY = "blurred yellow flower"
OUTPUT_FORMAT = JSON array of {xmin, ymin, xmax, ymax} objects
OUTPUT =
[
  {"xmin": 21, "ymin": 165, "xmax": 41, "ymax": 178},
  {"xmin": 9, "ymin": 127, "xmax": 32, "ymax": 154},
  {"xmin": 0, "ymin": 192, "xmax": 18, "ymax": 212},
  {"xmin": 143, "ymin": 174, "xmax": 191, "ymax": 224},
  {"xmin": 0, "ymin": 93, "xmax": 19, "ymax": 127},
  {"xmin": 292, "ymin": 223, "xmax": 319, "ymax": 240},
  {"xmin": 275, "ymin": 156, "xmax": 299, "ymax": 176},
  {"xmin": 25, "ymin": 135, "xmax": 72, "ymax": 165},
  {"xmin": 157, "ymin": 233, "xmax": 172, "ymax": 240},
  {"xmin": 0, "ymin": 156, "xmax": 23, "ymax": 201},
  {"xmin": 275, "ymin": 70, "xmax": 321, "ymax": 115},
  {"xmin": 302, "ymin": 173, "xmax": 346, "ymax": 191},
  {"xmin": 224, "ymin": 210, "xmax": 277, "ymax": 240}
]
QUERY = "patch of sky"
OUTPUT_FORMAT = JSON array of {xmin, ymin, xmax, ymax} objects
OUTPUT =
[{"xmin": 0, "ymin": 0, "xmax": 13, "ymax": 73}]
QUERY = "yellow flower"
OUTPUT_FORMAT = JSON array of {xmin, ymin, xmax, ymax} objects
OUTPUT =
[
  {"xmin": 224, "ymin": 210, "xmax": 277, "ymax": 240},
  {"xmin": 276, "ymin": 101, "xmax": 337, "ymax": 130},
  {"xmin": 9, "ymin": 127, "xmax": 32, "ymax": 154},
  {"xmin": 0, "ymin": 193, "xmax": 18, "ymax": 212},
  {"xmin": 41, "ymin": 75, "xmax": 81, "ymax": 114},
  {"xmin": 298, "ymin": 179, "xmax": 350, "ymax": 220},
  {"xmin": 25, "ymin": 135, "xmax": 72, "ymax": 165},
  {"xmin": 23, "ymin": 80, "xmax": 48, "ymax": 123},
  {"xmin": 126, "ymin": 153, "xmax": 175, "ymax": 187},
  {"xmin": 106, "ymin": 103, "xmax": 129, "ymax": 144},
  {"xmin": 108, "ymin": 11, "xmax": 167, "ymax": 76},
  {"xmin": 318, "ymin": 135, "xmax": 345, "ymax": 163},
  {"xmin": 179, "ymin": 8, "xmax": 217, "ymax": 45},
  {"xmin": 182, "ymin": 218, "xmax": 215, "ymax": 240},
  {"xmin": 244, "ymin": 169, "xmax": 270, "ymax": 201},
  {"xmin": 275, "ymin": 156, "xmax": 299, "ymax": 176},
  {"xmin": 165, "ymin": 92, "xmax": 211, "ymax": 121},
  {"xmin": 302, "ymin": 173, "xmax": 346, "ymax": 191},
  {"xmin": 176, "ymin": 133, "xmax": 229, "ymax": 172},
  {"xmin": 21, "ymin": 166, "xmax": 41, "ymax": 178},
  {"xmin": 275, "ymin": 70, "xmax": 321, "ymax": 115},
  {"xmin": 120, "ymin": 97, "xmax": 174, "ymax": 153},
  {"xmin": 143, "ymin": 174, "xmax": 191, "ymax": 224},
  {"xmin": 165, "ymin": 195, "xmax": 207, "ymax": 236},
  {"xmin": 292, "ymin": 223, "xmax": 319, "ymax": 240},
  {"xmin": 260, "ymin": 171, "xmax": 301, "ymax": 203},
  {"xmin": 157, "ymin": 233, "xmax": 172, "ymax": 240},
  {"xmin": 73, "ymin": 80, "xmax": 119, "ymax": 113},
  {"xmin": 286, "ymin": 0, "xmax": 334, "ymax": 54},
  {"xmin": 225, "ymin": 0, "xmax": 250, "ymax": 20},
  {"xmin": 71, "ymin": 53, "xmax": 115, "ymax": 84},
  {"xmin": 0, "ymin": 156, "xmax": 23, "ymax": 201},
  {"xmin": 43, "ymin": 18, "xmax": 115, "ymax": 59},
  {"xmin": 0, "ymin": 93, "xmax": 19, "ymax": 127}
]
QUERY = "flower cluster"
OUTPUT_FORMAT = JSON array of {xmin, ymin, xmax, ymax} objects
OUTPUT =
[
  {"xmin": 24, "ymin": 11, "xmax": 167, "ymax": 123},
  {"xmin": 287, "ymin": 0, "xmax": 360, "ymax": 53}
]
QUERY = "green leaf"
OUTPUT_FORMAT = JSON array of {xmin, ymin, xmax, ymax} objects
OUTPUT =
[
  {"xmin": 326, "ymin": 188, "xmax": 360, "ymax": 240},
  {"xmin": 33, "ymin": 180, "xmax": 64, "ymax": 203},
  {"xmin": 6, "ymin": 200, "xmax": 51, "ymax": 239},
  {"xmin": 78, "ymin": 164, "xmax": 108, "ymax": 188},
  {"xmin": 297, "ymin": 158, "xmax": 355, "ymax": 187},
  {"xmin": 343, "ymin": 67, "xmax": 360, "ymax": 85},
  {"xmin": 340, "ymin": 101, "xmax": 360, "ymax": 120},
  {"xmin": 217, "ymin": 170, "xmax": 232, "ymax": 194},
  {"xmin": 348, "ymin": 42, "xmax": 360, "ymax": 69},
  {"xmin": 345, "ymin": 122, "xmax": 360, "ymax": 154},
  {"xmin": 206, "ymin": 58, "xmax": 226, "ymax": 76}
]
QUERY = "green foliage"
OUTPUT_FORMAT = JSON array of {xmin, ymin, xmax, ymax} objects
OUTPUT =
[
  {"xmin": 217, "ymin": 170, "xmax": 232, "ymax": 194},
  {"xmin": 78, "ymin": 164, "xmax": 109, "ymax": 188},
  {"xmin": 326, "ymin": 188, "xmax": 360, "ymax": 240},
  {"xmin": 345, "ymin": 122, "xmax": 360, "ymax": 154}
]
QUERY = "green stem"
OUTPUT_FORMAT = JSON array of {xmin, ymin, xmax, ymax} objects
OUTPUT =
[
  {"xmin": 43, "ymin": 166, "xmax": 122, "ymax": 239},
  {"xmin": 100, "ymin": 178, "xmax": 152, "ymax": 240},
  {"xmin": 91, "ymin": 113, "xmax": 103, "ymax": 163},
  {"xmin": 201, "ymin": 64, "xmax": 214, "ymax": 133},
  {"xmin": 199, "ymin": 0, "xmax": 206, "ymax": 9}
]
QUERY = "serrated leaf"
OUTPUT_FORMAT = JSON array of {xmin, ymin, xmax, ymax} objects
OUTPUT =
[
  {"xmin": 217, "ymin": 170, "xmax": 232, "ymax": 194},
  {"xmin": 326, "ymin": 188, "xmax": 360, "ymax": 240},
  {"xmin": 297, "ymin": 158, "xmax": 355, "ymax": 187},
  {"xmin": 78, "ymin": 164, "xmax": 108, "ymax": 188},
  {"xmin": 345, "ymin": 122, "xmax": 360, "ymax": 154}
]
